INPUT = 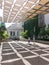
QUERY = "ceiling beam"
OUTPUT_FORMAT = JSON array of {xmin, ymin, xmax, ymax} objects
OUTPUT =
[
  {"xmin": 2, "ymin": 0, "xmax": 4, "ymax": 22},
  {"xmin": 27, "ymin": 1, "xmax": 49, "ymax": 19},
  {"xmin": 12, "ymin": 0, "xmax": 40, "ymax": 22},
  {"xmin": 7, "ymin": 0, "xmax": 16, "ymax": 22},
  {"xmin": 12, "ymin": 0, "xmax": 29, "ymax": 22}
]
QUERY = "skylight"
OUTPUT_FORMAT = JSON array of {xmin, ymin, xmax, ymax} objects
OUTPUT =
[{"xmin": 0, "ymin": 0, "xmax": 49, "ymax": 23}]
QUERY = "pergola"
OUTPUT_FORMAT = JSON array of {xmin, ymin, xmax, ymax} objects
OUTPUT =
[{"xmin": 0, "ymin": 0, "xmax": 49, "ymax": 22}]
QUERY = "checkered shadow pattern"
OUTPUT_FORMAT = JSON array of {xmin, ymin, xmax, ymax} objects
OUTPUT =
[{"xmin": 1, "ymin": 42, "xmax": 49, "ymax": 65}]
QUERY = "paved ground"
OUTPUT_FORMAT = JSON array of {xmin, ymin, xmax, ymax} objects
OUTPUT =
[{"xmin": 0, "ymin": 41, "xmax": 49, "ymax": 65}]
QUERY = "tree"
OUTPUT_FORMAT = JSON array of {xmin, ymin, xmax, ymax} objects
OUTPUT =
[
  {"xmin": 0, "ymin": 22, "xmax": 9, "ymax": 43},
  {"xmin": 46, "ymin": 29, "xmax": 49, "ymax": 36},
  {"xmin": 21, "ymin": 30, "xmax": 28, "ymax": 38},
  {"xmin": 39, "ymin": 27, "xmax": 46, "ymax": 39},
  {"xmin": 46, "ymin": 25, "xmax": 49, "ymax": 36},
  {"xmin": 23, "ymin": 15, "xmax": 39, "ymax": 39}
]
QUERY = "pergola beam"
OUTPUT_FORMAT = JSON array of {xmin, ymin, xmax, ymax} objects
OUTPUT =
[
  {"xmin": 12, "ymin": 0, "xmax": 40, "ymax": 22},
  {"xmin": 27, "ymin": 2, "xmax": 49, "ymax": 19},
  {"xmin": 2, "ymin": 0, "xmax": 4, "ymax": 22},
  {"xmin": 7, "ymin": 0, "xmax": 16, "ymax": 22},
  {"xmin": 12, "ymin": 0, "xmax": 29, "ymax": 22}
]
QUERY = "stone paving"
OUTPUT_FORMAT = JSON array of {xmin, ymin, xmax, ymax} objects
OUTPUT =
[{"xmin": 0, "ymin": 41, "xmax": 49, "ymax": 65}]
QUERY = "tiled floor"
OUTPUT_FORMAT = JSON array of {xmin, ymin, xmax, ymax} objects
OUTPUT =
[
  {"xmin": 26, "ymin": 56, "xmax": 49, "ymax": 65},
  {"xmin": 1, "ymin": 42, "xmax": 49, "ymax": 65},
  {"xmin": 2, "ymin": 59, "xmax": 25, "ymax": 65},
  {"xmin": 2, "ymin": 53, "xmax": 19, "ymax": 61}
]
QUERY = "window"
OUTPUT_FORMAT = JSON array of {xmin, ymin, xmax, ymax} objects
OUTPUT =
[
  {"xmin": 10, "ymin": 31, "xmax": 12, "ymax": 36},
  {"xmin": 13, "ymin": 31, "xmax": 15, "ymax": 36},
  {"xmin": 10, "ymin": 31, "xmax": 15, "ymax": 36}
]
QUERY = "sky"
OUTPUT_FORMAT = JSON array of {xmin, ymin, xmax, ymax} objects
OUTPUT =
[{"xmin": 5, "ymin": 23, "xmax": 14, "ymax": 28}]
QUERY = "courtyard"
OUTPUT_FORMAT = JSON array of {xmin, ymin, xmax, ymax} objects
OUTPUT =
[{"xmin": 0, "ymin": 0, "xmax": 49, "ymax": 65}]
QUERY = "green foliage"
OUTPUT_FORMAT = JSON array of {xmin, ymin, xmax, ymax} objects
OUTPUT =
[
  {"xmin": 46, "ymin": 25, "xmax": 49, "ymax": 35},
  {"xmin": 0, "ymin": 22, "xmax": 9, "ymax": 41},
  {"xmin": 46, "ymin": 29, "xmax": 49, "ymax": 35},
  {"xmin": 39, "ymin": 24, "xmax": 49, "ymax": 38},
  {"xmin": 21, "ymin": 30, "xmax": 28, "ymax": 38},
  {"xmin": 24, "ymin": 15, "xmax": 39, "ymax": 39},
  {"xmin": 48, "ymin": 24, "xmax": 49, "ymax": 28},
  {"xmin": 3, "ymin": 31, "xmax": 9, "ymax": 39},
  {"xmin": 39, "ymin": 27, "xmax": 46, "ymax": 36}
]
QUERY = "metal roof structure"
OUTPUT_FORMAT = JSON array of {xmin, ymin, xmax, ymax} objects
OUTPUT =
[{"xmin": 0, "ymin": 0, "xmax": 49, "ymax": 22}]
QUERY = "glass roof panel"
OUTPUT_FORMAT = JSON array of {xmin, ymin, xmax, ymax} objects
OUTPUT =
[
  {"xmin": 46, "ymin": 3, "xmax": 49, "ymax": 7},
  {"xmin": 40, "ymin": 7, "xmax": 48, "ymax": 11},
  {"xmin": 0, "ymin": 0, "xmax": 49, "ymax": 22},
  {"xmin": 29, "ymin": 0, "xmax": 38, "ymax": 2},
  {"xmin": 15, "ymin": 0, "xmax": 25, "ymax": 5},
  {"xmin": 25, "ymin": 2, "xmax": 33, "ymax": 8},
  {"xmin": 29, "ymin": 9, "xmax": 35, "ymax": 13},
  {"xmin": 33, "ymin": 5, "xmax": 41, "ymax": 9},
  {"xmin": 36, "ymin": 11, "xmax": 42, "ymax": 14},
  {"xmin": 39, "ymin": 0, "xmax": 49, "ymax": 4}
]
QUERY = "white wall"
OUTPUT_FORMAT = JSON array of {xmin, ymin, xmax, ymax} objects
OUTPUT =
[{"xmin": 45, "ymin": 13, "xmax": 49, "ymax": 28}]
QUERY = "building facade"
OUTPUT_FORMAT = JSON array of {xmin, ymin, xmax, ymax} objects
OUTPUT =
[{"xmin": 7, "ymin": 22, "xmax": 24, "ymax": 39}]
